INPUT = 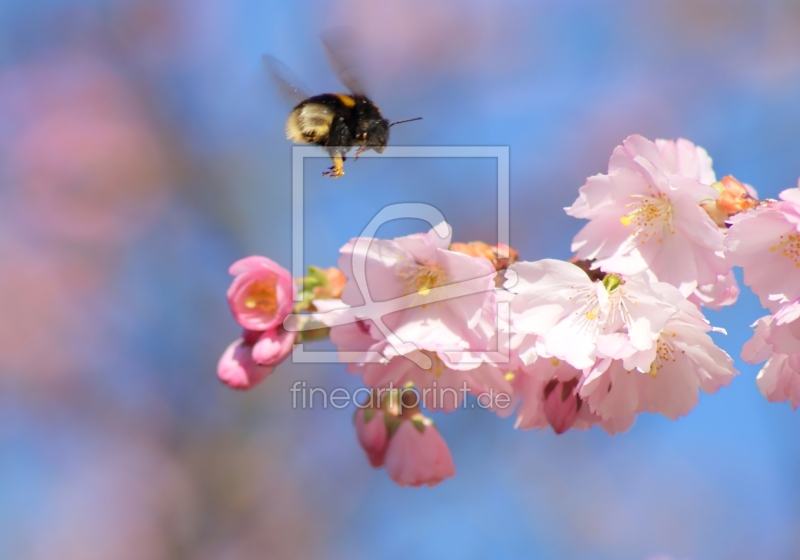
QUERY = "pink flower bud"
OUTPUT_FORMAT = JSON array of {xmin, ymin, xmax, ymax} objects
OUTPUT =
[
  {"xmin": 449, "ymin": 240, "xmax": 519, "ymax": 271},
  {"xmin": 701, "ymin": 175, "xmax": 759, "ymax": 226},
  {"xmin": 227, "ymin": 256, "xmax": 295, "ymax": 331},
  {"xmin": 312, "ymin": 267, "xmax": 347, "ymax": 300},
  {"xmin": 251, "ymin": 328, "xmax": 295, "ymax": 366},
  {"xmin": 543, "ymin": 378, "xmax": 582, "ymax": 434},
  {"xmin": 217, "ymin": 335, "xmax": 274, "ymax": 390},
  {"xmin": 384, "ymin": 417, "xmax": 455, "ymax": 487},
  {"xmin": 354, "ymin": 408, "xmax": 389, "ymax": 467}
]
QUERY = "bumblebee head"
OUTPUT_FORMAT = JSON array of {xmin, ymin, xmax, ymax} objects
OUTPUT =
[{"xmin": 356, "ymin": 114, "xmax": 390, "ymax": 153}]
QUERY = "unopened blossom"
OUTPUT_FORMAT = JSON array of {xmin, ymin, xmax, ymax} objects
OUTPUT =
[
  {"xmin": 384, "ymin": 414, "xmax": 455, "ymax": 487},
  {"xmin": 217, "ymin": 330, "xmax": 275, "ymax": 390},
  {"xmin": 311, "ymin": 267, "xmax": 346, "ymax": 300},
  {"xmin": 516, "ymin": 359, "xmax": 585, "ymax": 434},
  {"xmin": 510, "ymin": 356, "xmax": 635, "ymax": 435},
  {"xmin": 251, "ymin": 328, "xmax": 295, "ymax": 366},
  {"xmin": 354, "ymin": 406, "xmax": 389, "ymax": 467},
  {"xmin": 506, "ymin": 259, "xmax": 681, "ymax": 371},
  {"xmin": 580, "ymin": 301, "xmax": 737, "ymax": 421},
  {"xmin": 742, "ymin": 311, "xmax": 800, "ymax": 408},
  {"xmin": 218, "ymin": 326, "xmax": 295, "ymax": 391},
  {"xmin": 727, "ymin": 187, "xmax": 800, "ymax": 311},
  {"xmin": 227, "ymin": 256, "xmax": 295, "ymax": 331},
  {"xmin": 338, "ymin": 222, "xmax": 498, "ymax": 349},
  {"xmin": 449, "ymin": 241, "xmax": 519, "ymax": 271},
  {"xmin": 701, "ymin": 175, "xmax": 759, "ymax": 227},
  {"xmin": 567, "ymin": 135, "xmax": 728, "ymax": 294},
  {"xmin": 542, "ymin": 377, "xmax": 582, "ymax": 434}
]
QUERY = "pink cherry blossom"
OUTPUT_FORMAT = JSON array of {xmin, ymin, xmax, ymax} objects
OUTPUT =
[
  {"xmin": 334, "ymin": 324, "xmax": 511, "ymax": 412},
  {"xmin": 506, "ymin": 258, "xmax": 735, "ymax": 423},
  {"xmin": 566, "ymin": 135, "xmax": 728, "ymax": 294},
  {"xmin": 354, "ymin": 407, "xmax": 389, "ymax": 467},
  {"xmin": 217, "ymin": 330, "xmax": 275, "ymax": 390},
  {"xmin": 768, "ymin": 300, "xmax": 800, "ymax": 355},
  {"xmin": 318, "ymin": 293, "xmax": 512, "ymax": 413},
  {"xmin": 651, "ymin": 137, "xmax": 717, "ymax": 185},
  {"xmin": 726, "ymin": 188, "xmax": 800, "ymax": 311},
  {"xmin": 323, "ymin": 223, "xmax": 509, "ymax": 411},
  {"xmin": 384, "ymin": 417, "xmax": 455, "ymax": 487},
  {"xmin": 688, "ymin": 271, "xmax": 739, "ymax": 311},
  {"xmin": 329, "ymin": 317, "xmax": 385, "ymax": 370},
  {"xmin": 506, "ymin": 259, "xmax": 681, "ymax": 371},
  {"xmin": 756, "ymin": 354, "xmax": 800, "ymax": 409},
  {"xmin": 742, "ymin": 313, "xmax": 800, "ymax": 408},
  {"xmin": 227, "ymin": 256, "xmax": 295, "ymax": 331},
  {"xmin": 580, "ymin": 303, "xmax": 737, "ymax": 421},
  {"xmin": 337, "ymin": 222, "xmax": 498, "ymax": 350}
]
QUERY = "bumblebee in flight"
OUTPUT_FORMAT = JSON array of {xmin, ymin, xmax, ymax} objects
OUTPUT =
[{"xmin": 264, "ymin": 36, "xmax": 421, "ymax": 178}]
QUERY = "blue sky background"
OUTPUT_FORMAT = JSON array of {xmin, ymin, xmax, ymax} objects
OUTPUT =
[{"xmin": 1, "ymin": 0, "xmax": 800, "ymax": 558}]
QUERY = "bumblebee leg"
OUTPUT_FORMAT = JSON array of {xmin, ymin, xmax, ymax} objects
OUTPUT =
[
  {"xmin": 353, "ymin": 146, "xmax": 368, "ymax": 160},
  {"xmin": 322, "ymin": 154, "xmax": 345, "ymax": 178}
]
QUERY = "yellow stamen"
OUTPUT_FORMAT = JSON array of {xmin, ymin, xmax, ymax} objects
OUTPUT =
[
  {"xmin": 244, "ymin": 279, "xmax": 278, "ymax": 315},
  {"xmin": 421, "ymin": 351, "xmax": 446, "ymax": 377},
  {"xmin": 400, "ymin": 263, "xmax": 448, "ymax": 299},
  {"xmin": 619, "ymin": 192, "xmax": 673, "ymax": 243},
  {"xmin": 504, "ymin": 372, "xmax": 515, "ymax": 381},
  {"xmin": 647, "ymin": 337, "xmax": 678, "ymax": 378},
  {"xmin": 769, "ymin": 233, "xmax": 800, "ymax": 267}
]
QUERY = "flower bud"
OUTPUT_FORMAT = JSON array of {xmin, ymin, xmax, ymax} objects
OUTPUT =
[
  {"xmin": 217, "ymin": 333, "xmax": 275, "ymax": 390},
  {"xmin": 384, "ymin": 415, "xmax": 455, "ymax": 487},
  {"xmin": 354, "ymin": 407, "xmax": 389, "ymax": 467},
  {"xmin": 449, "ymin": 241, "xmax": 519, "ymax": 271},
  {"xmin": 227, "ymin": 256, "xmax": 295, "ymax": 331},
  {"xmin": 311, "ymin": 267, "xmax": 346, "ymax": 300},
  {"xmin": 543, "ymin": 378, "xmax": 582, "ymax": 434},
  {"xmin": 701, "ymin": 175, "xmax": 759, "ymax": 226},
  {"xmin": 251, "ymin": 328, "xmax": 295, "ymax": 366}
]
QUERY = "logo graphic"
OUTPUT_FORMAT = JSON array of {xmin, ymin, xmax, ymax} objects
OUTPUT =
[{"xmin": 286, "ymin": 146, "xmax": 510, "ymax": 369}]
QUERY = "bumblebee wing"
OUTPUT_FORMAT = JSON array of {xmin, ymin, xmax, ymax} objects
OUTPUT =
[
  {"xmin": 320, "ymin": 30, "xmax": 368, "ymax": 97},
  {"xmin": 286, "ymin": 102, "xmax": 336, "ymax": 144},
  {"xmin": 262, "ymin": 54, "xmax": 311, "ymax": 104}
]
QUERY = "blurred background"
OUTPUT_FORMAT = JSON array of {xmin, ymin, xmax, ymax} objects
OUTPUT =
[{"xmin": 1, "ymin": 0, "xmax": 799, "ymax": 558}]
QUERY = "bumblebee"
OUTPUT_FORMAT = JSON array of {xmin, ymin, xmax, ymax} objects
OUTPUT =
[{"xmin": 264, "ymin": 36, "xmax": 420, "ymax": 178}]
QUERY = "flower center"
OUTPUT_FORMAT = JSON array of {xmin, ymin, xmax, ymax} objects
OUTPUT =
[
  {"xmin": 400, "ymin": 263, "xmax": 448, "ymax": 297},
  {"xmin": 421, "ymin": 351, "xmax": 446, "ymax": 377},
  {"xmin": 769, "ymin": 233, "xmax": 800, "ymax": 267},
  {"xmin": 648, "ymin": 337, "xmax": 677, "ymax": 378},
  {"xmin": 619, "ymin": 190, "xmax": 675, "ymax": 243},
  {"xmin": 244, "ymin": 278, "xmax": 278, "ymax": 315}
]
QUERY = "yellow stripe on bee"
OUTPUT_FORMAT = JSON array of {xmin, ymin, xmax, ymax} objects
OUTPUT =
[{"xmin": 334, "ymin": 94, "xmax": 356, "ymax": 107}]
